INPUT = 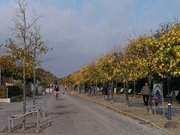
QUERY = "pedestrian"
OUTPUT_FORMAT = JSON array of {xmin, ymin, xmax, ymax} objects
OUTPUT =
[
  {"xmin": 152, "ymin": 86, "xmax": 162, "ymax": 106},
  {"xmin": 103, "ymin": 85, "xmax": 108, "ymax": 99},
  {"xmin": 141, "ymin": 82, "xmax": 151, "ymax": 106},
  {"xmin": 53, "ymin": 81, "xmax": 60, "ymax": 100},
  {"xmin": 176, "ymin": 91, "xmax": 180, "ymax": 103}
]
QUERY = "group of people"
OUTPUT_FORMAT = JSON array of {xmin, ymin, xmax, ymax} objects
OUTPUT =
[{"xmin": 141, "ymin": 82, "xmax": 162, "ymax": 107}]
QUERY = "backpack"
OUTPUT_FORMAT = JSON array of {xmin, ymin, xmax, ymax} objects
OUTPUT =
[{"xmin": 55, "ymin": 85, "xmax": 59, "ymax": 91}]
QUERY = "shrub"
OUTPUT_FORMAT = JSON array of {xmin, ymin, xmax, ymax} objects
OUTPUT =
[
  {"xmin": 7, "ymin": 86, "xmax": 23, "ymax": 98},
  {"xmin": 0, "ymin": 86, "xmax": 6, "ymax": 98}
]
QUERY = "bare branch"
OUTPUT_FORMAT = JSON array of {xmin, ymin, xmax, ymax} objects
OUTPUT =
[{"xmin": 27, "ymin": 16, "xmax": 41, "ymax": 30}]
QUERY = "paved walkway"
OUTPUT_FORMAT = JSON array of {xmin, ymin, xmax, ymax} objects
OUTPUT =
[
  {"xmin": 43, "ymin": 94, "xmax": 169, "ymax": 135},
  {"xmin": 76, "ymin": 93, "xmax": 180, "ymax": 135},
  {"xmin": 0, "ymin": 94, "xmax": 172, "ymax": 135}
]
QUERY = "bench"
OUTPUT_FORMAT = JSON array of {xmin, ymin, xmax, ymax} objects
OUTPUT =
[
  {"xmin": 165, "ymin": 90, "xmax": 179, "ymax": 102},
  {"xmin": 120, "ymin": 88, "xmax": 124, "ymax": 94},
  {"xmin": 128, "ymin": 89, "xmax": 133, "ymax": 94},
  {"xmin": 118, "ymin": 88, "xmax": 133, "ymax": 95},
  {"xmin": 166, "ymin": 90, "xmax": 179, "ymax": 97},
  {"xmin": 0, "ymin": 98, "xmax": 11, "ymax": 103},
  {"xmin": 174, "ymin": 90, "xmax": 179, "ymax": 97}
]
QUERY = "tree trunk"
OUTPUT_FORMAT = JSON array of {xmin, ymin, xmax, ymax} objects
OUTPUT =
[
  {"xmin": 133, "ymin": 80, "xmax": 136, "ymax": 96},
  {"xmin": 124, "ymin": 81, "xmax": 129, "ymax": 105},
  {"xmin": 111, "ymin": 81, "xmax": 114, "ymax": 100}
]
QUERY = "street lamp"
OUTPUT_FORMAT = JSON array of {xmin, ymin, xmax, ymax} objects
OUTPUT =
[
  {"xmin": 0, "ymin": 66, "xmax": 1, "ymax": 86},
  {"xmin": 33, "ymin": 47, "xmax": 37, "ymax": 105},
  {"xmin": 0, "ymin": 44, "xmax": 3, "ymax": 86}
]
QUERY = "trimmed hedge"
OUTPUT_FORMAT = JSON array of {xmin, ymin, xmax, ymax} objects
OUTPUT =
[
  {"xmin": 7, "ymin": 86, "xmax": 23, "ymax": 98},
  {"xmin": 0, "ymin": 86, "xmax": 6, "ymax": 98}
]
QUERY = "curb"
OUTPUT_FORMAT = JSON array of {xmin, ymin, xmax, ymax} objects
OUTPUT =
[{"xmin": 77, "ymin": 95, "xmax": 174, "ymax": 135}]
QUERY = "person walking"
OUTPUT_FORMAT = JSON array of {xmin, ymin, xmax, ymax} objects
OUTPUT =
[
  {"xmin": 141, "ymin": 83, "xmax": 151, "ymax": 106},
  {"xmin": 152, "ymin": 85, "xmax": 162, "ymax": 106},
  {"xmin": 53, "ymin": 81, "xmax": 60, "ymax": 100}
]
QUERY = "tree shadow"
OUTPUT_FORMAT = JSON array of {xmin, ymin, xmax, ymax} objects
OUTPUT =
[
  {"xmin": 48, "ymin": 109, "xmax": 78, "ymax": 117},
  {"xmin": 48, "ymin": 110, "xmax": 78, "ymax": 122},
  {"xmin": 172, "ymin": 108, "xmax": 180, "ymax": 117},
  {"xmin": 128, "ymin": 101, "xmax": 144, "ymax": 107},
  {"xmin": 55, "ymin": 105, "xmax": 68, "ymax": 109},
  {"xmin": 112, "ymin": 95, "xmax": 145, "ymax": 108}
]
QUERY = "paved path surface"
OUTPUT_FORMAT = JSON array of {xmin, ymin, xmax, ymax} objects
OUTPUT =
[
  {"xmin": 43, "ymin": 94, "xmax": 169, "ymax": 135},
  {"xmin": 0, "ymin": 101, "xmax": 25, "ymax": 131},
  {"xmin": 0, "ymin": 94, "xmax": 171, "ymax": 135}
]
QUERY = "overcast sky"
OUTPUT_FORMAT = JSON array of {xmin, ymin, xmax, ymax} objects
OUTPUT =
[{"xmin": 0, "ymin": 0, "xmax": 180, "ymax": 77}]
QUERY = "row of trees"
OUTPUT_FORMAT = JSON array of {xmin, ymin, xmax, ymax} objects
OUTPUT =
[{"xmin": 63, "ymin": 22, "xmax": 180, "ymax": 97}]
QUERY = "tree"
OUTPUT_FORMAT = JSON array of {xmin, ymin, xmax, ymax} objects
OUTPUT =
[
  {"xmin": 29, "ymin": 26, "xmax": 48, "ymax": 102},
  {"xmin": 14, "ymin": 0, "xmax": 41, "ymax": 128},
  {"xmin": 96, "ymin": 53, "xmax": 115, "ymax": 83},
  {"xmin": 152, "ymin": 23, "xmax": 180, "ymax": 78},
  {"xmin": 113, "ymin": 51, "xmax": 130, "ymax": 105}
]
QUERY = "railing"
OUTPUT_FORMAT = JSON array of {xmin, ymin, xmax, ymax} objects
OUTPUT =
[
  {"xmin": 8, "ymin": 110, "xmax": 40, "ymax": 133},
  {"xmin": 7, "ymin": 101, "xmax": 49, "ymax": 133}
]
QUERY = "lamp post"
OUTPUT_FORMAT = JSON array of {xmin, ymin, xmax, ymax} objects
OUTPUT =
[
  {"xmin": 33, "ymin": 47, "xmax": 37, "ymax": 105},
  {"xmin": 0, "ymin": 44, "xmax": 3, "ymax": 86},
  {"xmin": 0, "ymin": 66, "xmax": 1, "ymax": 86}
]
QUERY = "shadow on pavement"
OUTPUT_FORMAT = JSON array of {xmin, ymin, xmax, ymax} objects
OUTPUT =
[
  {"xmin": 48, "ymin": 110, "xmax": 78, "ymax": 117},
  {"xmin": 55, "ymin": 105, "xmax": 69, "ymax": 109},
  {"xmin": 128, "ymin": 102, "xmax": 144, "ymax": 107}
]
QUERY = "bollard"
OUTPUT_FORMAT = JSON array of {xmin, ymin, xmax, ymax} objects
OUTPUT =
[
  {"xmin": 8, "ymin": 117, "xmax": 11, "ymax": 133},
  {"xmin": 167, "ymin": 103, "xmax": 172, "ymax": 120},
  {"xmin": 43, "ymin": 99, "xmax": 47, "ymax": 117},
  {"xmin": 36, "ymin": 110, "xmax": 40, "ymax": 133}
]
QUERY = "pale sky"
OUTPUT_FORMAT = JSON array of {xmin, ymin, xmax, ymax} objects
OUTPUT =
[{"xmin": 0, "ymin": 0, "xmax": 180, "ymax": 77}]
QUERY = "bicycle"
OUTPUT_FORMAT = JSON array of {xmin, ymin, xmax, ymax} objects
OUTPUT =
[{"xmin": 54, "ymin": 91, "xmax": 59, "ymax": 100}]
